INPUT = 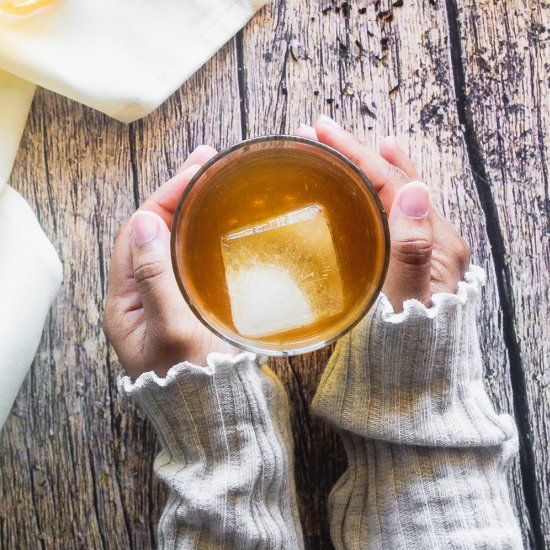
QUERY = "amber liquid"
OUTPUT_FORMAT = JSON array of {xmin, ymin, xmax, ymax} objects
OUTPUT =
[{"xmin": 177, "ymin": 143, "xmax": 387, "ymax": 352}]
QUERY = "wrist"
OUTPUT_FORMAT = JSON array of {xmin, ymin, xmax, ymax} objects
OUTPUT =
[
  {"xmin": 313, "ymin": 266, "xmax": 513, "ymax": 447},
  {"xmin": 118, "ymin": 351, "xmax": 274, "ymax": 457}
]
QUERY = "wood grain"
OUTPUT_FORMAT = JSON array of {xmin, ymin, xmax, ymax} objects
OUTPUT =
[
  {"xmin": 0, "ymin": 0, "xmax": 547, "ymax": 548},
  {"xmin": 0, "ymin": 91, "xmax": 139, "ymax": 549},
  {"xmin": 449, "ymin": 0, "xmax": 550, "ymax": 545},
  {"xmin": 241, "ymin": 0, "xmax": 536, "ymax": 545}
]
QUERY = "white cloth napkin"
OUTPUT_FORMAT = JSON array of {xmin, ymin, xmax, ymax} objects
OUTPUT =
[
  {"xmin": 0, "ymin": 0, "xmax": 265, "ymax": 122},
  {"xmin": 0, "ymin": 0, "xmax": 266, "ymax": 431},
  {"xmin": 0, "ymin": 185, "xmax": 63, "ymax": 429}
]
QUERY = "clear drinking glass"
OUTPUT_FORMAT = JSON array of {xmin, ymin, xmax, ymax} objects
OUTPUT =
[{"xmin": 171, "ymin": 136, "xmax": 389, "ymax": 356}]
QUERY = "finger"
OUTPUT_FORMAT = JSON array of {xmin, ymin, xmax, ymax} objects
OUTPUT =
[
  {"xmin": 379, "ymin": 136, "xmax": 419, "ymax": 180},
  {"xmin": 140, "ymin": 164, "xmax": 201, "ymax": 227},
  {"xmin": 139, "ymin": 145, "xmax": 218, "ymax": 226},
  {"xmin": 383, "ymin": 181, "xmax": 433, "ymax": 311},
  {"xmin": 430, "ymin": 212, "xmax": 471, "ymax": 295},
  {"xmin": 314, "ymin": 115, "xmax": 410, "ymax": 209},
  {"xmin": 295, "ymin": 123, "xmax": 318, "ymax": 140},
  {"xmin": 103, "ymin": 220, "xmax": 143, "ymax": 348},
  {"xmin": 176, "ymin": 145, "xmax": 218, "ymax": 174},
  {"xmin": 130, "ymin": 210, "xmax": 184, "ymax": 330},
  {"xmin": 105, "ymin": 221, "xmax": 140, "ymax": 305}
]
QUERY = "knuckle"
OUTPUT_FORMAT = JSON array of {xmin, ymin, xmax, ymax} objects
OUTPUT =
[
  {"xmin": 385, "ymin": 162, "xmax": 408, "ymax": 184},
  {"xmin": 133, "ymin": 261, "xmax": 164, "ymax": 288},
  {"xmin": 392, "ymin": 238, "xmax": 433, "ymax": 267}
]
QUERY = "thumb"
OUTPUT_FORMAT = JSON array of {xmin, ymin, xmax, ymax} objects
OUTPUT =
[
  {"xmin": 130, "ymin": 210, "xmax": 182, "ymax": 327},
  {"xmin": 383, "ymin": 181, "xmax": 433, "ymax": 311}
]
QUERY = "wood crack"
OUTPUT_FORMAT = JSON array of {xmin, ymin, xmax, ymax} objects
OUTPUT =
[
  {"xmin": 236, "ymin": 31, "xmax": 249, "ymax": 140},
  {"xmin": 287, "ymin": 358, "xmax": 312, "ymax": 426},
  {"xmin": 444, "ymin": 0, "xmax": 544, "ymax": 547},
  {"xmin": 527, "ymin": 31, "xmax": 550, "ymax": 210},
  {"xmin": 86, "ymin": 444, "xmax": 108, "ymax": 550},
  {"xmin": 147, "ymin": 456, "xmax": 157, "ymax": 548},
  {"xmin": 41, "ymin": 108, "xmax": 57, "ymax": 236},
  {"xmin": 105, "ymin": 352, "xmax": 135, "ymax": 549},
  {"xmin": 128, "ymin": 124, "xmax": 140, "ymax": 208},
  {"xmin": 24, "ymin": 435, "xmax": 46, "ymax": 550}
]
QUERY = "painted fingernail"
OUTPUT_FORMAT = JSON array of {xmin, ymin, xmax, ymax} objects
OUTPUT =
[
  {"xmin": 318, "ymin": 114, "xmax": 342, "ymax": 129},
  {"xmin": 131, "ymin": 211, "xmax": 160, "ymax": 246},
  {"xmin": 399, "ymin": 181, "xmax": 430, "ymax": 219}
]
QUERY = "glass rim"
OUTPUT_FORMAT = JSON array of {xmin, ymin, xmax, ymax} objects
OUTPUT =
[{"xmin": 170, "ymin": 135, "xmax": 390, "ymax": 356}]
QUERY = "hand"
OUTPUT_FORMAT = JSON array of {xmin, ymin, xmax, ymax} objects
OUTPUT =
[
  {"xmin": 103, "ymin": 146, "xmax": 239, "ymax": 379},
  {"xmin": 297, "ymin": 116, "xmax": 471, "ymax": 311}
]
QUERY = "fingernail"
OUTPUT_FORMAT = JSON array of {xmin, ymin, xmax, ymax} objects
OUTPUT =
[
  {"xmin": 318, "ymin": 114, "xmax": 342, "ymax": 129},
  {"xmin": 299, "ymin": 123, "xmax": 315, "ymax": 132},
  {"xmin": 399, "ymin": 181, "xmax": 430, "ymax": 219},
  {"xmin": 131, "ymin": 211, "xmax": 160, "ymax": 245}
]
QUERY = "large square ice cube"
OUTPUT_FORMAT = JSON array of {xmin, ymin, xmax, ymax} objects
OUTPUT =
[{"xmin": 221, "ymin": 205, "xmax": 344, "ymax": 338}]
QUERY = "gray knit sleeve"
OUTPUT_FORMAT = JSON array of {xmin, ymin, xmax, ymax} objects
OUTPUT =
[
  {"xmin": 118, "ymin": 352, "xmax": 303, "ymax": 549},
  {"xmin": 312, "ymin": 266, "xmax": 523, "ymax": 549}
]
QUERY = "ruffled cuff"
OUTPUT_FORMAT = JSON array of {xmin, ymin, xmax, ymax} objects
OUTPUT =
[
  {"xmin": 119, "ymin": 353, "xmax": 304, "ymax": 547},
  {"xmin": 312, "ymin": 266, "xmax": 517, "ymax": 448},
  {"xmin": 118, "ymin": 352, "xmax": 288, "ymax": 459}
]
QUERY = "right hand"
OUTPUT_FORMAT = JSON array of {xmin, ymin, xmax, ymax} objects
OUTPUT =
[{"xmin": 297, "ymin": 116, "xmax": 471, "ymax": 311}]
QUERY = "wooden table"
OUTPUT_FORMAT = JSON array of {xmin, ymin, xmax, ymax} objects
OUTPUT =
[{"xmin": 1, "ymin": 1, "xmax": 548, "ymax": 548}]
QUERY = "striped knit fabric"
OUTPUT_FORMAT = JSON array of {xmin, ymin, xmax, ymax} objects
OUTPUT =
[
  {"xmin": 119, "ymin": 353, "xmax": 304, "ymax": 548},
  {"xmin": 119, "ymin": 266, "xmax": 523, "ymax": 549},
  {"xmin": 313, "ymin": 266, "xmax": 522, "ymax": 549}
]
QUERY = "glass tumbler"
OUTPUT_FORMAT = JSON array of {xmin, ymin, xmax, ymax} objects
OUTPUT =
[{"xmin": 171, "ymin": 136, "xmax": 389, "ymax": 356}]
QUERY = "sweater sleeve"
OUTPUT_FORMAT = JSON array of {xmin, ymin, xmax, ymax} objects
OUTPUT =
[
  {"xmin": 118, "ymin": 352, "xmax": 303, "ymax": 550},
  {"xmin": 312, "ymin": 266, "xmax": 524, "ymax": 549}
]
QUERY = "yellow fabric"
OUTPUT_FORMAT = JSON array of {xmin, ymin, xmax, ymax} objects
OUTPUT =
[{"xmin": 0, "ymin": 70, "xmax": 34, "ymax": 194}]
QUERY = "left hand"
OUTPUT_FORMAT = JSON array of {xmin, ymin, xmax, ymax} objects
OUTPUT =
[{"xmin": 103, "ymin": 146, "xmax": 239, "ymax": 379}]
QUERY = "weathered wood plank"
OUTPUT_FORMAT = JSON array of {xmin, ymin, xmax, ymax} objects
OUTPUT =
[
  {"xmin": 241, "ymin": 0, "xmax": 532, "ymax": 546},
  {"xmin": 130, "ymin": 40, "xmax": 243, "ymax": 198},
  {"xmin": 0, "ymin": 90, "xmax": 137, "ymax": 549},
  {"xmin": 448, "ymin": 0, "xmax": 550, "ymax": 545},
  {"xmin": 0, "ymin": 1, "xmax": 546, "ymax": 549},
  {"xmin": 0, "ymin": 38, "xmax": 243, "ymax": 549}
]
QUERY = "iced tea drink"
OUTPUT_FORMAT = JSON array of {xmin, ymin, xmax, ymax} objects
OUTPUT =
[{"xmin": 171, "ymin": 136, "xmax": 389, "ymax": 355}]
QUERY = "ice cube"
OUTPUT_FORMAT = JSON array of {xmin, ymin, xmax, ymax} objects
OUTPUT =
[
  {"xmin": 221, "ymin": 205, "xmax": 344, "ymax": 338},
  {"xmin": 224, "ymin": 265, "xmax": 315, "ymax": 337}
]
